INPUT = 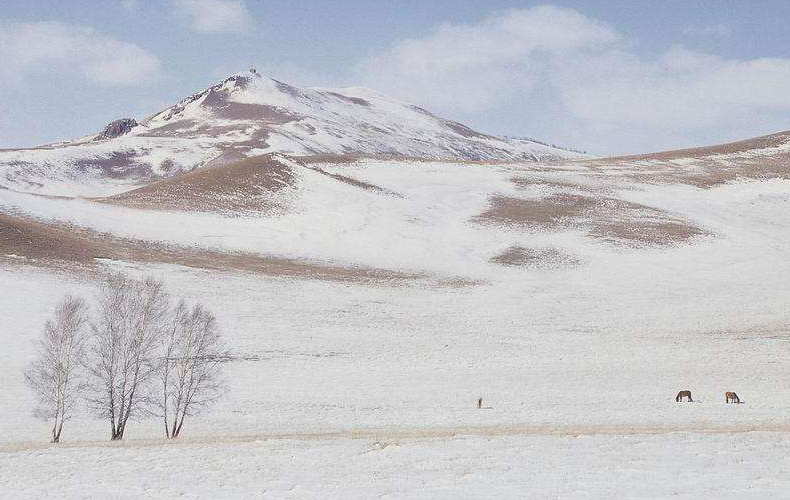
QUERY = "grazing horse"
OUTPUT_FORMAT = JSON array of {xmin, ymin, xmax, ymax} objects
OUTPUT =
[
  {"xmin": 725, "ymin": 392, "xmax": 740, "ymax": 404},
  {"xmin": 675, "ymin": 390, "xmax": 693, "ymax": 402}
]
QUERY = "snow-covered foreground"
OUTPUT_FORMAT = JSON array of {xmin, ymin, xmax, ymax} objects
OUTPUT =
[
  {"xmin": 2, "ymin": 250, "xmax": 790, "ymax": 442},
  {"xmin": 1, "ymin": 252, "xmax": 789, "ymax": 497},
  {"xmin": 3, "ymin": 430, "xmax": 790, "ymax": 498},
  {"xmin": 1, "ymin": 155, "xmax": 789, "ymax": 497}
]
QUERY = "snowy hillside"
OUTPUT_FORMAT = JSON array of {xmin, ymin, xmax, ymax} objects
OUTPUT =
[
  {"xmin": 0, "ymin": 71, "xmax": 584, "ymax": 197},
  {"xmin": 2, "ymin": 93, "xmax": 790, "ymax": 497},
  {"xmin": 2, "ymin": 140, "xmax": 790, "ymax": 496}
]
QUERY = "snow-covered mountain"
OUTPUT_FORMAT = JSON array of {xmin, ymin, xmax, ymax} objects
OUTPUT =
[
  {"xmin": 0, "ymin": 70, "xmax": 584, "ymax": 196},
  {"xmin": 2, "ymin": 72, "xmax": 790, "ymax": 498}
]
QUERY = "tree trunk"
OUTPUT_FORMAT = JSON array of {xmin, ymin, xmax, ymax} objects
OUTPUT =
[
  {"xmin": 53, "ymin": 419, "xmax": 64, "ymax": 443},
  {"xmin": 110, "ymin": 421, "xmax": 124, "ymax": 440},
  {"xmin": 51, "ymin": 405, "xmax": 60, "ymax": 443},
  {"xmin": 170, "ymin": 416, "xmax": 179, "ymax": 438}
]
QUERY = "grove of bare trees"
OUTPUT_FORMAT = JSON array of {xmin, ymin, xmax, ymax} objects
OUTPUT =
[{"xmin": 24, "ymin": 274, "xmax": 227, "ymax": 442}]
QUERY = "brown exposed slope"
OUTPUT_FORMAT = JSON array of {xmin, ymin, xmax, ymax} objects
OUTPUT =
[
  {"xmin": 0, "ymin": 211, "xmax": 420, "ymax": 283},
  {"xmin": 103, "ymin": 154, "xmax": 295, "ymax": 213},
  {"xmin": 473, "ymin": 193, "xmax": 706, "ymax": 247},
  {"xmin": 0, "ymin": 212, "xmax": 99, "ymax": 262},
  {"xmin": 599, "ymin": 130, "xmax": 790, "ymax": 162},
  {"xmin": 582, "ymin": 130, "xmax": 790, "ymax": 188},
  {"xmin": 102, "ymin": 153, "xmax": 405, "ymax": 212}
]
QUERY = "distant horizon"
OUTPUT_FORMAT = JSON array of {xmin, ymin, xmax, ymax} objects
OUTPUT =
[{"xmin": 4, "ymin": 1, "xmax": 790, "ymax": 155}]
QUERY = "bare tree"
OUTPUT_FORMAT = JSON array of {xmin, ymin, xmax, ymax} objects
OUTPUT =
[
  {"xmin": 159, "ymin": 300, "xmax": 226, "ymax": 438},
  {"xmin": 85, "ymin": 274, "xmax": 170, "ymax": 440},
  {"xmin": 24, "ymin": 296, "xmax": 89, "ymax": 443}
]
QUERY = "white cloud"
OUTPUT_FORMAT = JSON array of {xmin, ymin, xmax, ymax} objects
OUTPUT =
[
  {"xmin": 358, "ymin": 6, "xmax": 790, "ymax": 154},
  {"xmin": 0, "ymin": 21, "xmax": 160, "ymax": 86},
  {"xmin": 122, "ymin": 0, "xmax": 139, "ymax": 12},
  {"xmin": 172, "ymin": 0, "xmax": 252, "ymax": 34},
  {"xmin": 360, "ymin": 6, "xmax": 619, "ymax": 113},
  {"xmin": 557, "ymin": 46, "xmax": 790, "ymax": 129}
]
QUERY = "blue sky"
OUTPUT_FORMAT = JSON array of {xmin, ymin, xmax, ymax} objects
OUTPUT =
[{"xmin": 3, "ymin": 1, "xmax": 790, "ymax": 154}]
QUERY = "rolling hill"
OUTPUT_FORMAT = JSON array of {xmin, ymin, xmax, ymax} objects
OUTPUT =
[{"xmin": 1, "ymin": 72, "xmax": 790, "ymax": 499}]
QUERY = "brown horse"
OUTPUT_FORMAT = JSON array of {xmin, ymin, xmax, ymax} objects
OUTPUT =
[
  {"xmin": 725, "ymin": 392, "xmax": 740, "ymax": 404},
  {"xmin": 675, "ymin": 390, "xmax": 693, "ymax": 402}
]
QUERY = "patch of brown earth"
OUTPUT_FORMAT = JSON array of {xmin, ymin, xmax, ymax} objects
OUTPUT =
[
  {"xmin": 104, "ymin": 154, "xmax": 295, "ymax": 213},
  {"xmin": 433, "ymin": 277, "xmax": 485, "ymax": 288},
  {"xmin": 0, "ymin": 211, "xmax": 421, "ymax": 284},
  {"xmin": 474, "ymin": 194, "xmax": 596, "ymax": 228},
  {"xmin": 0, "ymin": 212, "xmax": 99, "ymax": 262},
  {"xmin": 589, "ymin": 220, "xmax": 705, "ymax": 246},
  {"xmin": 442, "ymin": 120, "xmax": 492, "ymax": 139},
  {"xmin": 510, "ymin": 176, "xmax": 597, "ymax": 193},
  {"xmin": 138, "ymin": 119, "xmax": 201, "ymax": 137},
  {"xmin": 202, "ymin": 88, "xmax": 299, "ymax": 122},
  {"xmin": 310, "ymin": 167, "xmax": 402, "ymax": 197},
  {"xmin": 690, "ymin": 157, "xmax": 790, "ymax": 188},
  {"xmin": 300, "ymin": 153, "xmax": 448, "ymax": 164},
  {"xmin": 273, "ymin": 79, "xmax": 306, "ymax": 99},
  {"xmin": 191, "ymin": 123, "xmax": 255, "ymax": 137},
  {"xmin": 323, "ymin": 92, "xmax": 370, "ymax": 106},
  {"xmin": 298, "ymin": 154, "xmax": 364, "ymax": 164},
  {"xmin": 73, "ymin": 151, "xmax": 153, "ymax": 180},
  {"xmin": 491, "ymin": 246, "xmax": 581, "ymax": 269},
  {"xmin": 473, "ymin": 194, "xmax": 707, "ymax": 246}
]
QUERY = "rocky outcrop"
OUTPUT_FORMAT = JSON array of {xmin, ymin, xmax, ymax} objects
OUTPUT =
[{"xmin": 95, "ymin": 118, "xmax": 138, "ymax": 140}]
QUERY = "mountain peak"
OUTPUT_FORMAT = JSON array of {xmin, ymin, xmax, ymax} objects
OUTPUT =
[
  {"xmin": 0, "ymin": 72, "xmax": 586, "ymax": 195},
  {"xmin": 136, "ymin": 71, "xmax": 584, "ymax": 162}
]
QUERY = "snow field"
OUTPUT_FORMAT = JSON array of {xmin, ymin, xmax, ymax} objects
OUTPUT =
[
  {"xmin": 1, "ymin": 158, "xmax": 789, "ymax": 497},
  {"xmin": 2, "ymin": 431, "xmax": 790, "ymax": 499},
  {"xmin": 2, "ymin": 255, "xmax": 789, "ymax": 444}
]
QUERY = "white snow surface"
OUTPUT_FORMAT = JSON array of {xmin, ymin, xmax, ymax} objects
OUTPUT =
[
  {"xmin": 1, "ymin": 151, "xmax": 790, "ymax": 497},
  {"xmin": 3, "ymin": 431, "xmax": 790, "ymax": 499}
]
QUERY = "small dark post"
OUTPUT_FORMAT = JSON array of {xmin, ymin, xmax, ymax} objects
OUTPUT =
[{"xmin": 477, "ymin": 397, "xmax": 482, "ymax": 409}]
